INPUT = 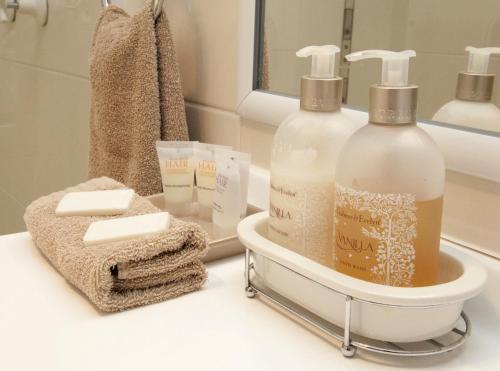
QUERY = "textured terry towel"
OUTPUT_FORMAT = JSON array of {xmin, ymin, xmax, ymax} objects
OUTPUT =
[
  {"xmin": 89, "ymin": 2, "xmax": 188, "ymax": 196},
  {"xmin": 24, "ymin": 177, "xmax": 208, "ymax": 313}
]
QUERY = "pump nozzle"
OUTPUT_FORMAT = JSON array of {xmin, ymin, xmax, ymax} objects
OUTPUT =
[
  {"xmin": 346, "ymin": 50, "xmax": 416, "ymax": 86},
  {"xmin": 296, "ymin": 45, "xmax": 342, "ymax": 112},
  {"xmin": 465, "ymin": 46, "xmax": 500, "ymax": 74},
  {"xmin": 346, "ymin": 50, "xmax": 418, "ymax": 125},
  {"xmin": 296, "ymin": 45, "xmax": 340, "ymax": 78}
]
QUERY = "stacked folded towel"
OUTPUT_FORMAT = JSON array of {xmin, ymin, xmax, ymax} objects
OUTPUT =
[{"xmin": 24, "ymin": 177, "xmax": 208, "ymax": 312}]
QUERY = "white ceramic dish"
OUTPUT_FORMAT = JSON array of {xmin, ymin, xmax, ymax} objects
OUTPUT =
[{"xmin": 237, "ymin": 211, "xmax": 487, "ymax": 343}]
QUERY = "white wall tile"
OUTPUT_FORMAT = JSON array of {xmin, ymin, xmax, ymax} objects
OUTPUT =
[
  {"xmin": 240, "ymin": 118, "xmax": 276, "ymax": 168},
  {"xmin": 186, "ymin": 103, "xmax": 241, "ymax": 149},
  {"xmin": 166, "ymin": 0, "xmax": 241, "ymax": 111},
  {"xmin": 0, "ymin": 59, "xmax": 90, "ymax": 215},
  {"xmin": 0, "ymin": 0, "xmax": 100, "ymax": 78}
]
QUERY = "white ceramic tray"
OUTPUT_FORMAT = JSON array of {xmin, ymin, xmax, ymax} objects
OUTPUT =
[
  {"xmin": 147, "ymin": 193, "xmax": 258, "ymax": 262},
  {"xmin": 237, "ymin": 211, "xmax": 487, "ymax": 344}
]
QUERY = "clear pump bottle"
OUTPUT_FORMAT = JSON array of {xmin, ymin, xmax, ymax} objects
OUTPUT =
[
  {"xmin": 334, "ymin": 50, "xmax": 445, "ymax": 287},
  {"xmin": 268, "ymin": 45, "xmax": 360, "ymax": 267},
  {"xmin": 433, "ymin": 47, "xmax": 500, "ymax": 132}
]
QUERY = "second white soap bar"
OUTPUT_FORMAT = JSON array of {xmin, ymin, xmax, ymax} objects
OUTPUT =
[
  {"xmin": 83, "ymin": 212, "xmax": 170, "ymax": 246},
  {"xmin": 56, "ymin": 189, "xmax": 135, "ymax": 216}
]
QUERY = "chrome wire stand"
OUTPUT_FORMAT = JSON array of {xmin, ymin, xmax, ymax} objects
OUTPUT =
[{"xmin": 244, "ymin": 248, "xmax": 471, "ymax": 358}]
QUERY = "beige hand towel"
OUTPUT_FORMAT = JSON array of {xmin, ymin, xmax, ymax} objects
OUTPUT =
[
  {"xmin": 24, "ymin": 177, "xmax": 208, "ymax": 313},
  {"xmin": 89, "ymin": 2, "xmax": 188, "ymax": 196}
]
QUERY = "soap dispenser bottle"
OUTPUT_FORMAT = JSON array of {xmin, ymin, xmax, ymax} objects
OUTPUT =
[
  {"xmin": 268, "ymin": 45, "xmax": 360, "ymax": 267},
  {"xmin": 334, "ymin": 50, "xmax": 445, "ymax": 287},
  {"xmin": 433, "ymin": 47, "xmax": 500, "ymax": 131}
]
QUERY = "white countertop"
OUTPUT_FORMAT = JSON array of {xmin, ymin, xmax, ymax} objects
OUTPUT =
[{"xmin": 1, "ymin": 232, "xmax": 499, "ymax": 371}]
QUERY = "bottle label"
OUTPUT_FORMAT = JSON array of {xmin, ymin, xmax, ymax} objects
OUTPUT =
[
  {"xmin": 334, "ymin": 184, "xmax": 442, "ymax": 287},
  {"xmin": 268, "ymin": 174, "xmax": 334, "ymax": 266}
]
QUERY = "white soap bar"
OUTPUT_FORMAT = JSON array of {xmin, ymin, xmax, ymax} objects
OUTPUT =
[
  {"xmin": 56, "ymin": 189, "xmax": 135, "ymax": 216},
  {"xmin": 83, "ymin": 212, "xmax": 170, "ymax": 246}
]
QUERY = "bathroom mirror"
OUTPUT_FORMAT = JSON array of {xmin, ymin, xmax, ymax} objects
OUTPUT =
[{"xmin": 255, "ymin": 0, "xmax": 500, "ymax": 135}]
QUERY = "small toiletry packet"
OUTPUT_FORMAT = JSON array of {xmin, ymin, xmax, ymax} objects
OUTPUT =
[
  {"xmin": 56, "ymin": 189, "xmax": 135, "ymax": 216},
  {"xmin": 156, "ymin": 141, "xmax": 196, "ymax": 217}
]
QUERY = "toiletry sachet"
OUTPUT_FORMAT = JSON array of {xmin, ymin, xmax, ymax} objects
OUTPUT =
[{"xmin": 24, "ymin": 177, "xmax": 208, "ymax": 313}]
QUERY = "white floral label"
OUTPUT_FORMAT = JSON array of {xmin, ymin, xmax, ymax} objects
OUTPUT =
[
  {"xmin": 334, "ymin": 184, "xmax": 443, "ymax": 287},
  {"xmin": 268, "ymin": 174, "xmax": 335, "ymax": 266}
]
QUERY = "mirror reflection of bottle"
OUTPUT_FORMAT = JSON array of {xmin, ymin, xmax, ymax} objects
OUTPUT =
[{"xmin": 433, "ymin": 46, "xmax": 500, "ymax": 132}]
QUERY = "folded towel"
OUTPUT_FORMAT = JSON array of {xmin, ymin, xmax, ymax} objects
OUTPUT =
[
  {"xmin": 88, "ymin": 2, "xmax": 189, "ymax": 196},
  {"xmin": 24, "ymin": 177, "xmax": 208, "ymax": 312}
]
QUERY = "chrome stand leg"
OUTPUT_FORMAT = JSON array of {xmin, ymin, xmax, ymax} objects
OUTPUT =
[
  {"xmin": 341, "ymin": 295, "xmax": 357, "ymax": 357},
  {"xmin": 245, "ymin": 248, "xmax": 256, "ymax": 298}
]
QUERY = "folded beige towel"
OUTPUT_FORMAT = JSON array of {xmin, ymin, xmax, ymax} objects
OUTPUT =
[
  {"xmin": 89, "ymin": 2, "xmax": 188, "ymax": 196},
  {"xmin": 24, "ymin": 177, "xmax": 208, "ymax": 313}
]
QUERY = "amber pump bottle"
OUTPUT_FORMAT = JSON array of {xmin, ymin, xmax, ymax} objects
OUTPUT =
[{"xmin": 333, "ymin": 50, "xmax": 445, "ymax": 287}]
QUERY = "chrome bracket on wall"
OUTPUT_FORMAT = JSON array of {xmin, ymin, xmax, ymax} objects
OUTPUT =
[
  {"xmin": 339, "ymin": 0, "xmax": 355, "ymax": 103},
  {"xmin": 244, "ymin": 247, "xmax": 471, "ymax": 358},
  {"xmin": 101, "ymin": 0, "xmax": 165, "ymax": 20},
  {"xmin": 0, "ymin": 0, "xmax": 48, "ymax": 26}
]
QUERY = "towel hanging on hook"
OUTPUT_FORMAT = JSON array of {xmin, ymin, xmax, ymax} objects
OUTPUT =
[
  {"xmin": 100, "ymin": 0, "xmax": 165, "ymax": 20},
  {"xmin": 90, "ymin": 0, "xmax": 189, "ymax": 195}
]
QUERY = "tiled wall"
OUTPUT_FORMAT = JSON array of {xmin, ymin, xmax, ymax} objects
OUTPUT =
[
  {"xmin": 167, "ymin": 0, "xmax": 242, "ymax": 146},
  {"xmin": 0, "ymin": 0, "xmax": 242, "ymax": 234},
  {"xmin": 0, "ymin": 0, "xmax": 99, "ymax": 234}
]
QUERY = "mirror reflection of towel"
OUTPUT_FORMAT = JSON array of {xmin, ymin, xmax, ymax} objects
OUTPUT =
[{"xmin": 89, "ymin": 2, "xmax": 189, "ymax": 196}]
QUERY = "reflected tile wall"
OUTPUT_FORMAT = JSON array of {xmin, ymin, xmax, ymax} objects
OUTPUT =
[
  {"xmin": 265, "ymin": 0, "xmax": 500, "ymax": 122},
  {"xmin": 348, "ymin": 0, "xmax": 500, "ymax": 120},
  {"xmin": 265, "ymin": 0, "xmax": 345, "ymax": 96}
]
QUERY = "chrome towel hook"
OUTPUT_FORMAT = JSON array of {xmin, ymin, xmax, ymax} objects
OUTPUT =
[
  {"xmin": 101, "ymin": 0, "xmax": 165, "ymax": 20},
  {"xmin": 0, "ymin": 0, "xmax": 48, "ymax": 26}
]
